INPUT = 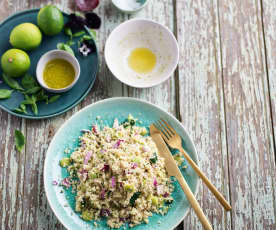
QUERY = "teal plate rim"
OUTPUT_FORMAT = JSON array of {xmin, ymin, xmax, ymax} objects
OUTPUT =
[
  {"xmin": 0, "ymin": 8, "xmax": 99, "ymax": 120},
  {"xmin": 44, "ymin": 97, "xmax": 200, "ymax": 230}
]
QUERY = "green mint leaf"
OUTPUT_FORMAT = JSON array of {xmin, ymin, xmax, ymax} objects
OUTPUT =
[
  {"xmin": 73, "ymin": 30, "xmax": 86, "ymax": 37},
  {"xmin": 66, "ymin": 40, "xmax": 75, "ymax": 46},
  {"xmin": 64, "ymin": 27, "xmax": 73, "ymax": 39},
  {"xmin": 48, "ymin": 95, "xmax": 61, "ymax": 103},
  {"xmin": 31, "ymin": 103, "xmax": 38, "ymax": 115},
  {"xmin": 2, "ymin": 73, "xmax": 24, "ymax": 91},
  {"xmin": 35, "ymin": 89, "xmax": 48, "ymax": 102},
  {"xmin": 14, "ymin": 130, "xmax": 25, "ymax": 153},
  {"xmin": 21, "ymin": 74, "xmax": 38, "ymax": 89},
  {"xmin": 57, "ymin": 43, "xmax": 75, "ymax": 56},
  {"xmin": 0, "ymin": 89, "xmax": 13, "ymax": 99},
  {"xmin": 24, "ymin": 86, "xmax": 41, "ymax": 94},
  {"xmin": 150, "ymin": 152, "xmax": 158, "ymax": 164}
]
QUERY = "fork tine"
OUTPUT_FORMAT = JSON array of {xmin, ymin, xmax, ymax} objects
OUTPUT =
[
  {"xmin": 157, "ymin": 121, "xmax": 172, "ymax": 138},
  {"xmin": 154, "ymin": 122, "xmax": 170, "ymax": 139},
  {"xmin": 161, "ymin": 119, "xmax": 176, "ymax": 135},
  {"xmin": 159, "ymin": 120, "xmax": 174, "ymax": 137}
]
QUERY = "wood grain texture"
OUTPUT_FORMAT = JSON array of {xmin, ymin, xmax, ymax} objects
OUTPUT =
[
  {"xmin": 218, "ymin": 0, "xmax": 276, "ymax": 229},
  {"xmin": 262, "ymin": 0, "xmax": 276, "ymax": 154},
  {"xmin": 176, "ymin": 1, "xmax": 231, "ymax": 230}
]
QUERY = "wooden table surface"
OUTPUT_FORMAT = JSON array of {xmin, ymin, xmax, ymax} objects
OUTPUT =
[{"xmin": 0, "ymin": 0, "xmax": 276, "ymax": 229}]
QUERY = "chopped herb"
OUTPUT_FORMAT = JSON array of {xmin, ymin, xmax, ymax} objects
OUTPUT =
[
  {"xmin": 21, "ymin": 74, "xmax": 38, "ymax": 89},
  {"xmin": 24, "ymin": 86, "xmax": 41, "ymax": 94},
  {"xmin": 130, "ymin": 119, "xmax": 135, "ymax": 126},
  {"xmin": 14, "ymin": 104, "xmax": 27, "ymax": 114},
  {"xmin": 64, "ymin": 27, "xmax": 73, "ymax": 39},
  {"xmin": 73, "ymin": 30, "xmax": 86, "ymax": 37},
  {"xmin": 48, "ymin": 95, "xmax": 61, "ymax": 103},
  {"xmin": 14, "ymin": 129, "xmax": 25, "ymax": 152},
  {"xmin": 2, "ymin": 73, "xmax": 24, "ymax": 91},
  {"xmin": 150, "ymin": 152, "xmax": 158, "ymax": 164},
  {"xmin": 57, "ymin": 43, "xmax": 75, "ymax": 56},
  {"xmin": 35, "ymin": 89, "xmax": 48, "ymax": 103},
  {"xmin": 0, "ymin": 89, "xmax": 13, "ymax": 99},
  {"xmin": 66, "ymin": 40, "xmax": 75, "ymax": 46},
  {"xmin": 130, "ymin": 192, "xmax": 141, "ymax": 206}
]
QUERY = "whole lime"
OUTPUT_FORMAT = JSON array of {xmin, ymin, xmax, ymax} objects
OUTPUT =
[
  {"xmin": 1, "ymin": 49, "xmax": 31, "ymax": 78},
  {"xmin": 37, "ymin": 5, "xmax": 64, "ymax": 36},
  {"xmin": 10, "ymin": 23, "xmax": 42, "ymax": 51}
]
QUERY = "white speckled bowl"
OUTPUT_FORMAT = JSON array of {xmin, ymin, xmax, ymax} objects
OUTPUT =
[{"xmin": 105, "ymin": 19, "xmax": 179, "ymax": 88}]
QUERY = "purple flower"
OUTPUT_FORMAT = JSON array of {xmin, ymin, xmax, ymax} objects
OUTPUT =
[{"xmin": 84, "ymin": 151, "xmax": 92, "ymax": 165}]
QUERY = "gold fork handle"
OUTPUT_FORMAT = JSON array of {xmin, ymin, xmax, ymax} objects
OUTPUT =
[
  {"xmin": 179, "ymin": 148, "xmax": 232, "ymax": 211},
  {"xmin": 175, "ymin": 173, "xmax": 213, "ymax": 230}
]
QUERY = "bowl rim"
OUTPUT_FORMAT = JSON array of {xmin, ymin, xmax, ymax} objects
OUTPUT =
[
  {"xmin": 44, "ymin": 97, "xmax": 199, "ymax": 230},
  {"xmin": 36, "ymin": 49, "xmax": 81, "ymax": 93},
  {"xmin": 104, "ymin": 18, "xmax": 179, "ymax": 88},
  {"xmin": 111, "ymin": 0, "xmax": 150, "ymax": 13}
]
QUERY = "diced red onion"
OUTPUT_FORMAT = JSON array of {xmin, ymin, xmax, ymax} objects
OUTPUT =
[
  {"xmin": 111, "ymin": 176, "xmax": 116, "ymax": 188},
  {"xmin": 52, "ymin": 180, "xmax": 58, "ymax": 185},
  {"xmin": 92, "ymin": 125, "xmax": 98, "ymax": 134},
  {"xmin": 153, "ymin": 178, "xmax": 158, "ymax": 187},
  {"xmin": 84, "ymin": 151, "xmax": 92, "ymax": 165},
  {"xmin": 61, "ymin": 178, "xmax": 71, "ymax": 188},
  {"xmin": 100, "ymin": 189, "xmax": 106, "ymax": 200},
  {"xmin": 113, "ymin": 139, "xmax": 124, "ymax": 149},
  {"xmin": 100, "ymin": 208, "xmax": 110, "ymax": 217},
  {"xmin": 131, "ymin": 163, "xmax": 138, "ymax": 169},
  {"xmin": 101, "ymin": 164, "xmax": 110, "ymax": 172},
  {"xmin": 163, "ymin": 192, "xmax": 169, "ymax": 198}
]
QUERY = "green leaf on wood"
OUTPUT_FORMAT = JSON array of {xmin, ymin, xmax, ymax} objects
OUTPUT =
[{"xmin": 14, "ymin": 130, "xmax": 25, "ymax": 152}]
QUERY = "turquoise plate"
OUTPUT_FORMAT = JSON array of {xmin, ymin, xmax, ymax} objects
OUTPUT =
[
  {"xmin": 0, "ymin": 9, "xmax": 98, "ymax": 119},
  {"xmin": 44, "ymin": 97, "xmax": 199, "ymax": 230}
]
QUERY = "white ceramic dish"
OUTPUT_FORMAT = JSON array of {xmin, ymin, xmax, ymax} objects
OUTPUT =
[
  {"xmin": 111, "ymin": 0, "xmax": 150, "ymax": 14},
  {"xmin": 36, "ymin": 50, "xmax": 80, "ymax": 93},
  {"xmin": 105, "ymin": 19, "xmax": 179, "ymax": 88}
]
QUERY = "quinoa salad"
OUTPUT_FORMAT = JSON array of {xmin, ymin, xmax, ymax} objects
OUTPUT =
[{"xmin": 58, "ymin": 115, "xmax": 174, "ymax": 228}]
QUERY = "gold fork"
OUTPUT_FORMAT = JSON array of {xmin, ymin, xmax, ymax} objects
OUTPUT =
[{"xmin": 155, "ymin": 119, "xmax": 232, "ymax": 211}]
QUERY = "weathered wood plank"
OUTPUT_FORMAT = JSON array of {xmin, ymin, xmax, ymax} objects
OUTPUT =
[
  {"xmin": 176, "ymin": 0, "xmax": 231, "ymax": 229},
  {"xmin": 262, "ymin": 0, "xmax": 276, "ymax": 155},
  {"xmin": 0, "ymin": 1, "xmax": 27, "ymax": 229},
  {"xmin": 218, "ymin": 0, "xmax": 276, "ymax": 229}
]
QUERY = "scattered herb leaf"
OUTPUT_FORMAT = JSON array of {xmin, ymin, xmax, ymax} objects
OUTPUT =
[
  {"xmin": 130, "ymin": 192, "xmax": 141, "ymax": 206},
  {"xmin": 57, "ymin": 43, "xmax": 75, "ymax": 56},
  {"xmin": 31, "ymin": 102, "xmax": 38, "ymax": 115},
  {"xmin": 64, "ymin": 27, "xmax": 73, "ymax": 39},
  {"xmin": 14, "ymin": 104, "xmax": 28, "ymax": 114},
  {"xmin": 21, "ymin": 74, "xmax": 37, "ymax": 89},
  {"xmin": 35, "ymin": 89, "xmax": 48, "ymax": 103},
  {"xmin": 73, "ymin": 30, "xmax": 86, "ymax": 37},
  {"xmin": 0, "ymin": 89, "xmax": 13, "ymax": 99},
  {"xmin": 24, "ymin": 86, "xmax": 41, "ymax": 94},
  {"xmin": 48, "ymin": 95, "xmax": 61, "ymax": 103},
  {"xmin": 2, "ymin": 74, "xmax": 24, "ymax": 91},
  {"xmin": 66, "ymin": 40, "xmax": 75, "ymax": 46},
  {"xmin": 14, "ymin": 130, "xmax": 25, "ymax": 152}
]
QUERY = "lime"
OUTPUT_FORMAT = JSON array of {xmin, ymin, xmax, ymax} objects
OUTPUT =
[
  {"xmin": 37, "ymin": 5, "xmax": 64, "ymax": 36},
  {"xmin": 10, "ymin": 23, "xmax": 42, "ymax": 51},
  {"xmin": 1, "ymin": 49, "xmax": 31, "ymax": 78}
]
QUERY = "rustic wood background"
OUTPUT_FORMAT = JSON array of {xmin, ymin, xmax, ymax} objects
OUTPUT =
[{"xmin": 0, "ymin": 0, "xmax": 275, "ymax": 229}]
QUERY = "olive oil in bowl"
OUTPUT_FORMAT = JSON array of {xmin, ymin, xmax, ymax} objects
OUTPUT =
[{"xmin": 43, "ymin": 59, "xmax": 75, "ymax": 89}]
